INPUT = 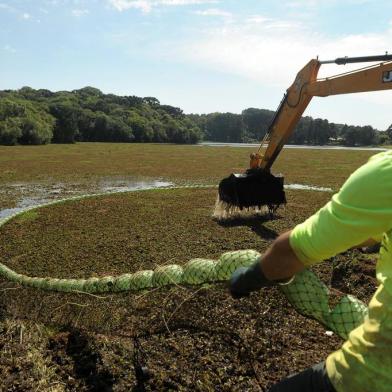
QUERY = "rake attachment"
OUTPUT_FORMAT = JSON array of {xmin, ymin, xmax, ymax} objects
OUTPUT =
[
  {"xmin": 213, "ymin": 95, "xmax": 288, "ymax": 221},
  {"xmin": 213, "ymin": 168, "xmax": 286, "ymax": 220}
]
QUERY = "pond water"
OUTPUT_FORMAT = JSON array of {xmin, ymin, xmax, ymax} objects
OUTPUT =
[
  {"xmin": 199, "ymin": 142, "xmax": 388, "ymax": 151},
  {"xmin": 0, "ymin": 178, "xmax": 333, "ymax": 221},
  {"xmin": 0, "ymin": 179, "xmax": 173, "ymax": 220},
  {"xmin": 1, "ymin": 144, "xmax": 385, "ymax": 221},
  {"xmin": 285, "ymin": 184, "xmax": 332, "ymax": 192}
]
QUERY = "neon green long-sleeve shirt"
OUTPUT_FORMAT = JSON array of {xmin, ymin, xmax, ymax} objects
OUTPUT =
[{"xmin": 289, "ymin": 150, "xmax": 392, "ymax": 392}]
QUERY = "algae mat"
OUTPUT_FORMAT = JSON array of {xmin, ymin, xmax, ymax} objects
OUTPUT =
[
  {"xmin": 0, "ymin": 188, "xmax": 327, "ymax": 279},
  {"xmin": 0, "ymin": 144, "xmax": 381, "ymax": 391},
  {"xmin": 0, "ymin": 186, "xmax": 379, "ymax": 391}
]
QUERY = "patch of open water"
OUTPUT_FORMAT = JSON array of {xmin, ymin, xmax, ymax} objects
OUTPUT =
[
  {"xmin": 0, "ymin": 178, "xmax": 333, "ymax": 221},
  {"xmin": 199, "ymin": 142, "xmax": 388, "ymax": 151},
  {"xmin": 285, "ymin": 184, "xmax": 333, "ymax": 192},
  {"xmin": 0, "ymin": 179, "xmax": 173, "ymax": 220}
]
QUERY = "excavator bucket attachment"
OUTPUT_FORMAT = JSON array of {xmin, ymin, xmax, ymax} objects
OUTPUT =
[{"xmin": 213, "ymin": 169, "xmax": 286, "ymax": 220}]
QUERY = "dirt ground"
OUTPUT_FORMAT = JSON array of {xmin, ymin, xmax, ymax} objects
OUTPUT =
[{"xmin": 0, "ymin": 186, "xmax": 379, "ymax": 391}]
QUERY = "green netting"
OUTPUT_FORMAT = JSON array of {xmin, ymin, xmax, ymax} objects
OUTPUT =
[
  {"xmin": 38, "ymin": 277, "xmax": 55, "ymax": 291},
  {"xmin": 280, "ymin": 269, "xmax": 368, "ymax": 339},
  {"xmin": 279, "ymin": 269, "xmax": 330, "ymax": 322},
  {"xmin": 113, "ymin": 273, "xmax": 134, "ymax": 292},
  {"xmin": 151, "ymin": 265, "xmax": 184, "ymax": 287},
  {"xmin": 182, "ymin": 258, "xmax": 217, "ymax": 284},
  {"xmin": 83, "ymin": 277, "xmax": 101, "ymax": 293},
  {"xmin": 215, "ymin": 250, "xmax": 261, "ymax": 281},
  {"xmin": 325, "ymin": 295, "xmax": 369, "ymax": 339},
  {"xmin": 128, "ymin": 270, "xmax": 154, "ymax": 290},
  {"xmin": 95, "ymin": 276, "xmax": 116, "ymax": 292},
  {"xmin": 56, "ymin": 279, "xmax": 76, "ymax": 292},
  {"xmin": 0, "ymin": 264, "xmax": 22, "ymax": 283},
  {"xmin": 46, "ymin": 278, "xmax": 61, "ymax": 291}
]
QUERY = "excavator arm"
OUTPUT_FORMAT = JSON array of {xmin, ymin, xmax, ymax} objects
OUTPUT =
[
  {"xmin": 216, "ymin": 54, "xmax": 392, "ymax": 219},
  {"xmin": 254, "ymin": 54, "xmax": 392, "ymax": 171}
]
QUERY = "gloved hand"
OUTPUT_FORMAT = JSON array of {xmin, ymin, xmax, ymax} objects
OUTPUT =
[{"xmin": 230, "ymin": 259, "xmax": 275, "ymax": 299}]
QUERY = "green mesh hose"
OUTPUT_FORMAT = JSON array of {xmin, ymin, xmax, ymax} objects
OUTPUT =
[{"xmin": 0, "ymin": 188, "xmax": 368, "ymax": 340}]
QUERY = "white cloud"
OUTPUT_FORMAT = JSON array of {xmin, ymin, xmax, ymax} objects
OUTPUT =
[
  {"xmin": 160, "ymin": 0, "xmax": 218, "ymax": 5},
  {"xmin": 109, "ymin": 0, "xmax": 151, "ymax": 12},
  {"xmin": 0, "ymin": 3, "xmax": 13, "ymax": 10},
  {"xmin": 180, "ymin": 16, "xmax": 392, "ymax": 87},
  {"xmin": 22, "ymin": 12, "xmax": 31, "ymax": 19},
  {"xmin": 4, "ymin": 44, "xmax": 16, "ymax": 53},
  {"xmin": 175, "ymin": 15, "xmax": 392, "ymax": 128},
  {"xmin": 287, "ymin": 0, "xmax": 372, "ymax": 6},
  {"xmin": 246, "ymin": 15, "xmax": 271, "ymax": 24},
  {"xmin": 194, "ymin": 8, "xmax": 231, "ymax": 18},
  {"xmin": 72, "ymin": 8, "xmax": 89, "ymax": 16},
  {"xmin": 108, "ymin": 0, "xmax": 218, "ymax": 13}
]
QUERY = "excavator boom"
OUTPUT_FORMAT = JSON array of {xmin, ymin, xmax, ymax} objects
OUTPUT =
[
  {"xmin": 215, "ymin": 54, "xmax": 392, "ymax": 220},
  {"xmin": 260, "ymin": 54, "xmax": 392, "ymax": 171}
]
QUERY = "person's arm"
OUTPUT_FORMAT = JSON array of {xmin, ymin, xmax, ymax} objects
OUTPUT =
[
  {"xmin": 230, "ymin": 231, "xmax": 304, "ymax": 298},
  {"xmin": 260, "ymin": 230, "xmax": 304, "ymax": 280},
  {"xmin": 289, "ymin": 152, "xmax": 392, "ymax": 266},
  {"xmin": 230, "ymin": 151, "xmax": 392, "ymax": 298}
]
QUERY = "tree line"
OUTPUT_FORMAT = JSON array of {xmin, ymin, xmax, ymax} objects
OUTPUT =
[
  {"xmin": 189, "ymin": 108, "xmax": 392, "ymax": 146},
  {"xmin": 1, "ymin": 87, "xmax": 390, "ymax": 146},
  {"xmin": 0, "ymin": 86, "xmax": 201, "ymax": 145}
]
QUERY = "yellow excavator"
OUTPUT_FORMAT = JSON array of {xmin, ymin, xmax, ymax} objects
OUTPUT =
[{"xmin": 215, "ymin": 54, "xmax": 392, "ymax": 219}]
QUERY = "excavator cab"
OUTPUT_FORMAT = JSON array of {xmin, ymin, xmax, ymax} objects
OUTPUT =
[{"xmin": 214, "ymin": 53, "xmax": 392, "ymax": 220}]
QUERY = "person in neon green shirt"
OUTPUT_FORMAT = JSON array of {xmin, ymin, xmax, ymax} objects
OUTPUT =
[{"xmin": 230, "ymin": 150, "xmax": 392, "ymax": 392}]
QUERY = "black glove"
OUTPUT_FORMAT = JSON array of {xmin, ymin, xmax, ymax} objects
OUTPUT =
[{"xmin": 230, "ymin": 259, "xmax": 275, "ymax": 299}]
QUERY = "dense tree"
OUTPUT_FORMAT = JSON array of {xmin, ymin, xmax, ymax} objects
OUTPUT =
[
  {"xmin": 0, "ymin": 98, "xmax": 54, "ymax": 145},
  {"xmin": 0, "ymin": 117, "xmax": 22, "ymax": 145},
  {"xmin": 190, "ymin": 110, "xmax": 382, "ymax": 146},
  {"xmin": 377, "ymin": 131, "xmax": 390, "ymax": 145},
  {"xmin": 159, "ymin": 105, "xmax": 184, "ymax": 118},
  {"xmin": 386, "ymin": 124, "xmax": 392, "ymax": 141},
  {"xmin": 242, "ymin": 108, "xmax": 272, "ymax": 141},
  {"xmin": 356, "ymin": 125, "xmax": 377, "ymax": 146},
  {"xmin": 143, "ymin": 97, "xmax": 160, "ymax": 107},
  {"xmin": 205, "ymin": 113, "xmax": 244, "ymax": 142},
  {"xmin": 0, "ymin": 99, "xmax": 25, "ymax": 119},
  {"xmin": 0, "ymin": 86, "xmax": 385, "ymax": 146},
  {"xmin": 73, "ymin": 86, "xmax": 103, "ymax": 98},
  {"xmin": 339, "ymin": 124, "xmax": 377, "ymax": 146},
  {"xmin": 77, "ymin": 109, "xmax": 98, "ymax": 141},
  {"xmin": 50, "ymin": 103, "xmax": 79, "ymax": 143},
  {"xmin": 18, "ymin": 109, "xmax": 54, "ymax": 145},
  {"xmin": 0, "ymin": 87, "xmax": 201, "ymax": 145}
]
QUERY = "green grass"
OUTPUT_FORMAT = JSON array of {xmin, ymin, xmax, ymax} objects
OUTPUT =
[{"xmin": 0, "ymin": 142, "xmax": 376, "ymax": 188}]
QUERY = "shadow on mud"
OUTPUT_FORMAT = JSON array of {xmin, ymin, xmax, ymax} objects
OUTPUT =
[
  {"xmin": 216, "ymin": 215, "xmax": 279, "ymax": 240},
  {"xmin": 49, "ymin": 327, "xmax": 115, "ymax": 392},
  {"xmin": 0, "ymin": 303, "xmax": 5, "ymax": 322}
]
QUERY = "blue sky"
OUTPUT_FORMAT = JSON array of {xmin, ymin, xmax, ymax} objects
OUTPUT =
[{"xmin": 1, "ymin": 0, "xmax": 392, "ymax": 129}]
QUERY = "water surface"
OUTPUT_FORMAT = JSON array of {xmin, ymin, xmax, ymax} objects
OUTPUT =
[{"xmin": 199, "ymin": 142, "xmax": 387, "ymax": 151}]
